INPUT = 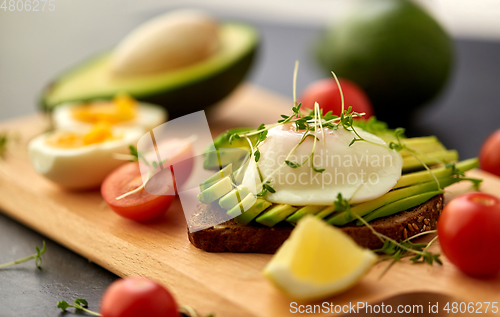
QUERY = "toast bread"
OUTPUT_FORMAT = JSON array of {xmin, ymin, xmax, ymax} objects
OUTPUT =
[{"xmin": 188, "ymin": 194, "xmax": 444, "ymax": 253}]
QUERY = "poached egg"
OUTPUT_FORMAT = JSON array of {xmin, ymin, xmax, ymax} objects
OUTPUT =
[{"xmin": 242, "ymin": 123, "xmax": 403, "ymax": 205}]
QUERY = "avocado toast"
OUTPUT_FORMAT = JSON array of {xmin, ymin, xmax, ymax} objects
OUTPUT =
[
  {"xmin": 188, "ymin": 75, "xmax": 481, "ymax": 253},
  {"xmin": 189, "ymin": 125, "xmax": 479, "ymax": 253}
]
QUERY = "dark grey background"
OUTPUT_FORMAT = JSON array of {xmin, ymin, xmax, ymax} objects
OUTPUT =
[{"xmin": 1, "ymin": 8, "xmax": 500, "ymax": 317}]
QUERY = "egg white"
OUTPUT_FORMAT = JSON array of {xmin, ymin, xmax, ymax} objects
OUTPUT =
[
  {"xmin": 242, "ymin": 123, "xmax": 403, "ymax": 205},
  {"xmin": 52, "ymin": 101, "xmax": 167, "ymax": 131},
  {"xmin": 28, "ymin": 127, "xmax": 144, "ymax": 190}
]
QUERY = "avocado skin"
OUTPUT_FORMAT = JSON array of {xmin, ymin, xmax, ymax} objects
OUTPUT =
[{"xmin": 40, "ymin": 35, "xmax": 258, "ymax": 119}]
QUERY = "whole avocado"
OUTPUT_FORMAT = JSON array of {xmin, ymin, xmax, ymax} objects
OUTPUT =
[{"xmin": 316, "ymin": 0, "xmax": 453, "ymax": 126}]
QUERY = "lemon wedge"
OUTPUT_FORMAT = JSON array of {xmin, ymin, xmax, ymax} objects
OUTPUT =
[{"xmin": 263, "ymin": 215, "xmax": 376, "ymax": 301}]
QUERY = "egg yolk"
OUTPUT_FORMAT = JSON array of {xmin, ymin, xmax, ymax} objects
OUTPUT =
[
  {"xmin": 71, "ymin": 93, "xmax": 137, "ymax": 124},
  {"xmin": 46, "ymin": 122, "xmax": 118, "ymax": 148}
]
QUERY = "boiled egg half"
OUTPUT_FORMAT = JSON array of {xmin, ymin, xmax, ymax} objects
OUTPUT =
[
  {"xmin": 28, "ymin": 122, "xmax": 143, "ymax": 189},
  {"xmin": 52, "ymin": 94, "xmax": 167, "ymax": 131}
]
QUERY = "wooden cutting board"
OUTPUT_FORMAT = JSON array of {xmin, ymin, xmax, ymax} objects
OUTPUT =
[{"xmin": 1, "ymin": 84, "xmax": 499, "ymax": 317}]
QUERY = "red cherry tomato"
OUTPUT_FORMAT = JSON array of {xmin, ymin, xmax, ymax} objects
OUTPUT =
[
  {"xmin": 101, "ymin": 138, "xmax": 193, "ymax": 222},
  {"xmin": 101, "ymin": 162, "xmax": 175, "ymax": 221},
  {"xmin": 438, "ymin": 192, "xmax": 500, "ymax": 276},
  {"xmin": 480, "ymin": 129, "xmax": 500, "ymax": 177},
  {"xmin": 299, "ymin": 78, "xmax": 374, "ymax": 118},
  {"xmin": 100, "ymin": 277, "xmax": 178, "ymax": 317}
]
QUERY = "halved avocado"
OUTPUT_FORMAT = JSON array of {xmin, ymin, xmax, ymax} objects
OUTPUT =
[{"xmin": 41, "ymin": 23, "xmax": 258, "ymax": 118}]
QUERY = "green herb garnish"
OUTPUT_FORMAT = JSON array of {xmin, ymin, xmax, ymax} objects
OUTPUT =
[
  {"xmin": 0, "ymin": 131, "xmax": 19, "ymax": 159},
  {"xmin": 115, "ymin": 147, "xmax": 169, "ymax": 200},
  {"xmin": 0, "ymin": 241, "xmax": 46, "ymax": 269},
  {"xmin": 57, "ymin": 298, "xmax": 101, "ymax": 316},
  {"xmin": 257, "ymin": 181, "xmax": 276, "ymax": 197},
  {"xmin": 444, "ymin": 162, "xmax": 482, "ymax": 190},
  {"xmin": 57, "ymin": 299, "xmax": 210, "ymax": 317},
  {"xmin": 0, "ymin": 132, "xmax": 8, "ymax": 158},
  {"xmin": 334, "ymin": 194, "xmax": 442, "ymax": 278}
]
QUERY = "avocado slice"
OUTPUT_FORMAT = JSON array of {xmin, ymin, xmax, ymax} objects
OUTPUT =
[
  {"xmin": 226, "ymin": 193, "xmax": 257, "ymax": 218},
  {"xmin": 399, "ymin": 136, "xmax": 446, "ymax": 156},
  {"xmin": 327, "ymin": 176, "xmax": 458, "ymax": 226},
  {"xmin": 286, "ymin": 205, "xmax": 324, "ymax": 224},
  {"xmin": 395, "ymin": 158, "xmax": 478, "ymax": 189},
  {"xmin": 197, "ymin": 176, "xmax": 233, "ymax": 204},
  {"xmin": 219, "ymin": 185, "xmax": 251, "ymax": 210},
  {"xmin": 41, "ymin": 23, "xmax": 259, "ymax": 118},
  {"xmin": 402, "ymin": 149, "xmax": 458, "ymax": 172},
  {"xmin": 358, "ymin": 190, "xmax": 444, "ymax": 224},
  {"xmin": 256, "ymin": 204, "xmax": 298, "ymax": 227},
  {"xmin": 314, "ymin": 205, "xmax": 337, "ymax": 220},
  {"xmin": 234, "ymin": 198, "xmax": 272, "ymax": 225},
  {"xmin": 203, "ymin": 147, "xmax": 250, "ymax": 171},
  {"xmin": 199, "ymin": 164, "xmax": 233, "ymax": 191}
]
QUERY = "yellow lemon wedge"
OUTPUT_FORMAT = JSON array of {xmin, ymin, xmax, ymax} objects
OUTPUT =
[{"xmin": 263, "ymin": 215, "xmax": 376, "ymax": 301}]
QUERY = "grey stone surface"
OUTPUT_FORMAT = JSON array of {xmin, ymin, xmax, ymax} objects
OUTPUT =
[{"xmin": 0, "ymin": 213, "xmax": 116, "ymax": 317}]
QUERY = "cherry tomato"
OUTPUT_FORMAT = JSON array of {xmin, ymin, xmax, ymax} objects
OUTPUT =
[
  {"xmin": 480, "ymin": 129, "xmax": 500, "ymax": 177},
  {"xmin": 101, "ymin": 138, "xmax": 193, "ymax": 222},
  {"xmin": 101, "ymin": 162, "xmax": 175, "ymax": 221},
  {"xmin": 299, "ymin": 78, "xmax": 374, "ymax": 118},
  {"xmin": 100, "ymin": 277, "xmax": 178, "ymax": 317},
  {"xmin": 438, "ymin": 192, "xmax": 500, "ymax": 276}
]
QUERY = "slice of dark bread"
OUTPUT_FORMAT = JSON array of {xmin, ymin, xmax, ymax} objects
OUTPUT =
[{"xmin": 188, "ymin": 194, "xmax": 444, "ymax": 253}]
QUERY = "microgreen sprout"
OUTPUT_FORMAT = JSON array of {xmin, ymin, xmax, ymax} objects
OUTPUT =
[
  {"xmin": 258, "ymin": 123, "xmax": 314, "ymax": 188},
  {"xmin": 445, "ymin": 162, "xmax": 482, "ymax": 190},
  {"xmin": 57, "ymin": 298, "xmax": 101, "ymax": 316},
  {"xmin": 257, "ymin": 181, "xmax": 276, "ymax": 197},
  {"xmin": 322, "ymin": 73, "xmax": 386, "ymax": 148},
  {"xmin": 129, "ymin": 145, "xmax": 150, "ymax": 165},
  {"xmin": 334, "ymin": 193, "xmax": 350, "ymax": 215},
  {"xmin": 310, "ymin": 103, "xmax": 325, "ymax": 173},
  {"xmin": 0, "ymin": 241, "xmax": 46, "ymax": 269},
  {"xmin": 331, "ymin": 71, "xmax": 345, "ymax": 115},
  {"xmin": 228, "ymin": 133, "xmax": 241, "ymax": 145},
  {"xmin": 281, "ymin": 126, "xmax": 313, "ymax": 169},
  {"xmin": 114, "ymin": 146, "xmax": 170, "ymax": 200},
  {"xmin": 57, "ymin": 299, "xmax": 212, "ymax": 317},
  {"xmin": 0, "ymin": 132, "xmax": 9, "ymax": 159},
  {"xmin": 129, "ymin": 145, "xmax": 139, "ymax": 161},
  {"xmin": 233, "ymin": 64, "xmax": 303, "ymax": 141},
  {"xmin": 0, "ymin": 131, "xmax": 20, "ymax": 160},
  {"xmin": 333, "ymin": 194, "xmax": 442, "ymax": 278},
  {"xmin": 252, "ymin": 123, "xmax": 268, "ymax": 162}
]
